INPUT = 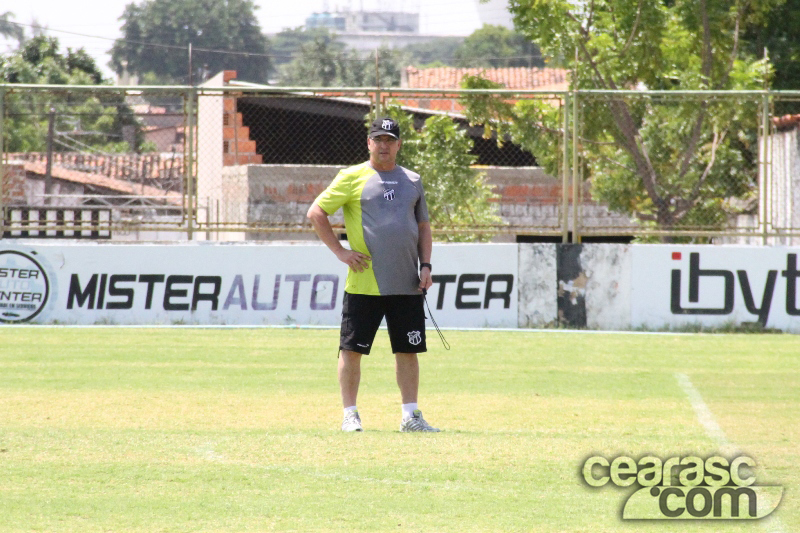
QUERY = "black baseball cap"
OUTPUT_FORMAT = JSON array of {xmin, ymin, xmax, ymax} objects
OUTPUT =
[{"xmin": 369, "ymin": 117, "xmax": 400, "ymax": 139}]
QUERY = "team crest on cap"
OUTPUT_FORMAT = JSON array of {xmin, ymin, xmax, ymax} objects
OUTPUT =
[
  {"xmin": 382, "ymin": 119, "xmax": 394, "ymax": 130},
  {"xmin": 383, "ymin": 189, "xmax": 395, "ymax": 201},
  {"xmin": 407, "ymin": 331, "xmax": 421, "ymax": 345}
]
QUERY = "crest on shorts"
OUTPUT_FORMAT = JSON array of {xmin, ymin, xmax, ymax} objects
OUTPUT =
[
  {"xmin": 383, "ymin": 189, "xmax": 395, "ymax": 201},
  {"xmin": 407, "ymin": 330, "xmax": 422, "ymax": 346}
]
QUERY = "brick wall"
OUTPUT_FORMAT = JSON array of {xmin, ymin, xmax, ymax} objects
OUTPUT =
[
  {"xmin": 229, "ymin": 165, "xmax": 634, "ymax": 240},
  {"xmin": 2, "ymin": 164, "xmax": 27, "ymax": 205},
  {"xmin": 223, "ymin": 97, "xmax": 263, "ymax": 166}
]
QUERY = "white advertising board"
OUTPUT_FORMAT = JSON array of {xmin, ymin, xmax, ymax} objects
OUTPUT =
[
  {"xmin": 425, "ymin": 243, "xmax": 518, "ymax": 328},
  {"xmin": 632, "ymin": 245, "xmax": 800, "ymax": 331},
  {"xmin": 0, "ymin": 242, "xmax": 518, "ymax": 328}
]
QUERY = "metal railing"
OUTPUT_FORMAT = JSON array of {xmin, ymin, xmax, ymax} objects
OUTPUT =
[{"xmin": 3, "ymin": 83, "xmax": 800, "ymax": 243}]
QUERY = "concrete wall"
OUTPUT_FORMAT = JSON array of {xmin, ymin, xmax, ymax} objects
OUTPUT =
[
  {"xmin": 24, "ymin": 175, "xmax": 86, "ymax": 206},
  {"xmin": 724, "ymin": 126, "xmax": 800, "ymax": 245},
  {"xmin": 226, "ymin": 164, "xmax": 635, "ymax": 241},
  {"xmin": 243, "ymin": 165, "xmax": 337, "ymax": 241},
  {"xmin": 4, "ymin": 241, "xmax": 798, "ymax": 331},
  {"xmin": 518, "ymin": 243, "xmax": 800, "ymax": 332},
  {"xmin": 769, "ymin": 127, "xmax": 800, "ymax": 245},
  {"xmin": 196, "ymin": 72, "xmax": 230, "ymax": 240},
  {"xmin": 2, "ymin": 163, "xmax": 86, "ymax": 208},
  {"xmin": 517, "ymin": 243, "xmax": 557, "ymax": 327}
]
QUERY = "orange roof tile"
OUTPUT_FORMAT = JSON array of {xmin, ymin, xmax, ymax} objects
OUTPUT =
[
  {"xmin": 773, "ymin": 114, "xmax": 800, "ymax": 131},
  {"xmin": 405, "ymin": 66, "xmax": 569, "ymax": 90}
]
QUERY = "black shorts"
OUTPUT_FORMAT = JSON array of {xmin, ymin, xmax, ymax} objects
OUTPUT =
[{"xmin": 340, "ymin": 292, "xmax": 427, "ymax": 355}]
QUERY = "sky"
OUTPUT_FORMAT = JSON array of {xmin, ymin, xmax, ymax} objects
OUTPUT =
[{"xmin": 1, "ymin": 0, "xmax": 514, "ymax": 78}]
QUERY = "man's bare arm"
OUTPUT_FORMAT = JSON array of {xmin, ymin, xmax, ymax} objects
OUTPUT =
[{"xmin": 307, "ymin": 204, "xmax": 371, "ymax": 272}]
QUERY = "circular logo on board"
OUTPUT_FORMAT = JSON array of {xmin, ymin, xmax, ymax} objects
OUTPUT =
[{"xmin": 0, "ymin": 251, "xmax": 50, "ymax": 323}]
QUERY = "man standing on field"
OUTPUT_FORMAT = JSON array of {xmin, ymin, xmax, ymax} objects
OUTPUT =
[{"xmin": 307, "ymin": 117, "xmax": 439, "ymax": 433}]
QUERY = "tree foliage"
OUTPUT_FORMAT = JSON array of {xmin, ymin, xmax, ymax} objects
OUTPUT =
[
  {"xmin": 1, "ymin": 36, "xmax": 142, "ymax": 153},
  {"xmin": 403, "ymin": 37, "xmax": 464, "ymax": 67},
  {"xmin": 269, "ymin": 27, "xmax": 331, "ymax": 71},
  {"xmin": 276, "ymin": 24, "xmax": 545, "ymax": 86},
  {"xmin": 743, "ymin": 0, "xmax": 800, "ymax": 113},
  {"xmin": 454, "ymin": 24, "xmax": 544, "ymax": 68},
  {"xmin": 279, "ymin": 37, "xmax": 408, "ymax": 87},
  {"xmin": 110, "ymin": 0, "xmax": 270, "ymax": 84},
  {"xmin": 378, "ymin": 106, "xmax": 503, "ymax": 242},
  {"xmin": 462, "ymin": 0, "xmax": 777, "ymax": 234},
  {"xmin": 0, "ymin": 11, "xmax": 25, "ymax": 45},
  {"xmin": 401, "ymin": 27, "xmax": 543, "ymax": 68}
]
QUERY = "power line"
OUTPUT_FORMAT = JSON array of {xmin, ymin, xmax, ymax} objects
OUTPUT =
[
  {"xmin": 6, "ymin": 20, "xmax": 278, "ymax": 57},
  {"xmin": 4, "ymin": 19, "xmax": 550, "ymax": 67},
  {"xmin": 5, "ymin": 20, "xmax": 387, "ymax": 63}
]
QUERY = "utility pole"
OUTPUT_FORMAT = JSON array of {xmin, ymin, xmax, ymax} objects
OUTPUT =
[
  {"xmin": 188, "ymin": 42, "xmax": 193, "ymax": 86},
  {"xmin": 375, "ymin": 48, "xmax": 380, "ymax": 89}
]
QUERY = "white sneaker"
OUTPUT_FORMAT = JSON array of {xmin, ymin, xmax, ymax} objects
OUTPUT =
[
  {"xmin": 342, "ymin": 411, "xmax": 363, "ymax": 432},
  {"xmin": 400, "ymin": 409, "xmax": 440, "ymax": 432}
]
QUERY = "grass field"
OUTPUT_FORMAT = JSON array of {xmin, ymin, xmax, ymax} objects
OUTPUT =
[{"xmin": 0, "ymin": 327, "xmax": 796, "ymax": 532}]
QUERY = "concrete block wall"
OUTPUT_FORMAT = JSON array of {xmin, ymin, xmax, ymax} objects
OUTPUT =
[
  {"xmin": 517, "ymin": 243, "xmax": 632, "ymax": 330},
  {"xmin": 230, "ymin": 164, "xmax": 635, "ymax": 239},
  {"xmin": 517, "ymin": 243, "xmax": 557, "ymax": 327}
]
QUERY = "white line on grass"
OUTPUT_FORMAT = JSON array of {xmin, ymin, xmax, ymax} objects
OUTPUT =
[
  {"xmin": 675, "ymin": 372, "xmax": 786, "ymax": 532},
  {"xmin": 675, "ymin": 373, "xmax": 733, "ymax": 452}
]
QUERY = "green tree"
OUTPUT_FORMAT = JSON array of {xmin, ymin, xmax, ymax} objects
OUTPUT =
[
  {"xmin": 454, "ymin": 24, "xmax": 544, "ymax": 68},
  {"xmin": 270, "ymin": 27, "xmax": 333, "ymax": 71},
  {"xmin": 279, "ymin": 38, "xmax": 408, "ymax": 87},
  {"xmin": 1, "ymin": 36, "xmax": 141, "ymax": 153},
  {"xmin": 743, "ymin": 0, "xmax": 799, "ymax": 113},
  {"xmin": 378, "ymin": 106, "xmax": 503, "ymax": 242},
  {"xmin": 0, "ymin": 11, "xmax": 25, "ymax": 45},
  {"xmin": 462, "ymin": 0, "xmax": 776, "ymax": 234},
  {"xmin": 403, "ymin": 37, "xmax": 464, "ymax": 67},
  {"xmin": 110, "ymin": 0, "xmax": 270, "ymax": 84},
  {"xmin": 278, "ymin": 33, "xmax": 345, "ymax": 86}
]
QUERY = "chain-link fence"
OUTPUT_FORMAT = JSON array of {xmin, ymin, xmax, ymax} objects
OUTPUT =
[
  {"xmin": 573, "ymin": 91, "xmax": 765, "ymax": 241},
  {"xmin": 3, "ymin": 83, "xmax": 800, "ymax": 243},
  {"xmin": 1, "ymin": 85, "xmax": 191, "ymax": 240}
]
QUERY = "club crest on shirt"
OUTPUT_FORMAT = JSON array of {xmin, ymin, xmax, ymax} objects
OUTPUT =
[
  {"xmin": 383, "ymin": 189, "xmax": 395, "ymax": 201},
  {"xmin": 407, "ymin": 331, "xmax": 422, "ymax": 345}
]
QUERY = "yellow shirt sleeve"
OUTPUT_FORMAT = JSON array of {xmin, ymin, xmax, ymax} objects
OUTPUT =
[{"xmin": 315, "ymin": 170, "xmax": 352, "ymax": 215}]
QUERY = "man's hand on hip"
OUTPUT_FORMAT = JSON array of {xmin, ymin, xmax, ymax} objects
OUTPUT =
[{"xmin": 336, "ymin": 249, "xmax": 371, "ymax": 272}]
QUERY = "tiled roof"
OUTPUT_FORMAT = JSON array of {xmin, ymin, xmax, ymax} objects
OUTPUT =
[
  {"xmin": 404, "ymin": 66, "xmax": 569, "ymax": 90},
  {"xmin": 19, "ymin": 160, "xmax": 182, "ymax": 205},
  {"xmin": 773, "ymin": 114, "xmax": 800, "ymax": 131}
]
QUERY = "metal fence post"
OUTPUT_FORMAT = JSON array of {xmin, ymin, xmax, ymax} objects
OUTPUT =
[
  {"xmin": 571, "ymin": 90, "xmax": 580, "ymax": 243},
  {"xmin": 374, "ymin": 87, "xmax": 382, "ymax": 117},
  {"xmin": 186, "ymin": 87, "xmax": 195, "ymax": 241},
  {"xmin": 562, "ymin": 91, "xmax": 571, "ymax": 243},
  {"xmin": 765, "ymin": 92, "xmax": 773, "ymax": 245},
  {"xmin": 759, "ymin": 92, "xmax": 769, "ymax": 245}
]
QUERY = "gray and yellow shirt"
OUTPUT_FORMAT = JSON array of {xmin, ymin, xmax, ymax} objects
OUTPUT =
[{"xmin": 315, "ymin": 161, "xmax": 429, "ymax": 296}]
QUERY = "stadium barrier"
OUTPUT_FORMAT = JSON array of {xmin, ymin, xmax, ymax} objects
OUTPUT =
[{"xmin": 2, "ymin": 241, "xmax": 799, "ymax": 332}]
